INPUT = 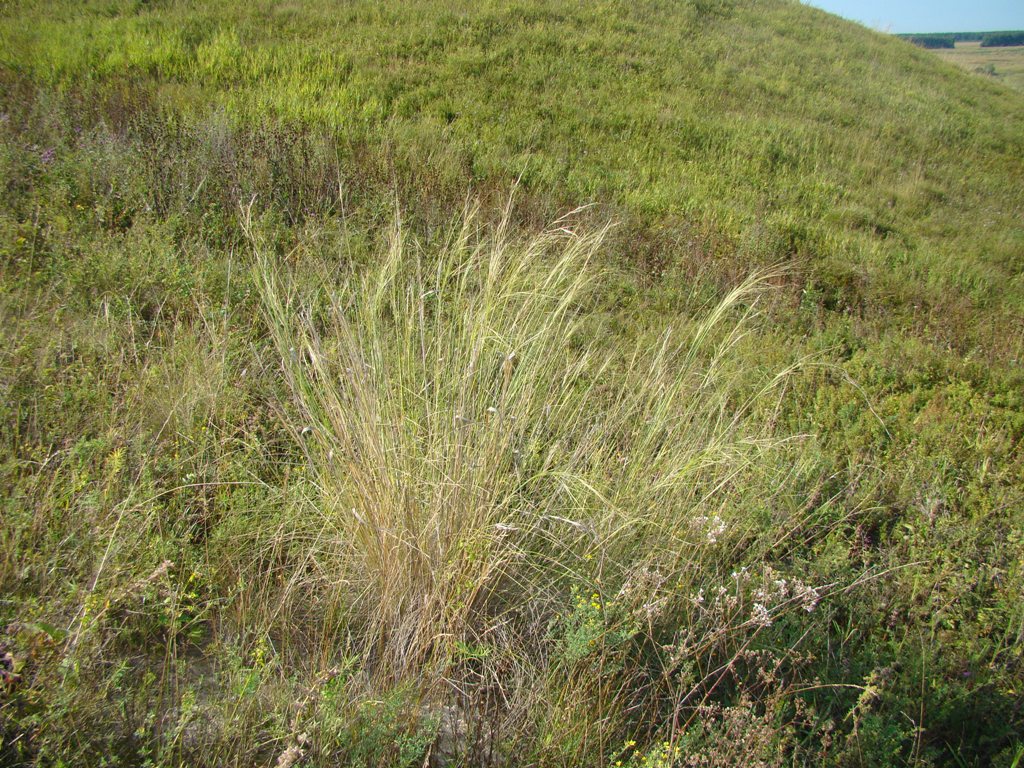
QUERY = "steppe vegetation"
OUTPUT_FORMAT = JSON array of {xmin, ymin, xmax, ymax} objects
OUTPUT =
[{"xmin": 1, "ymin": 0, "xmax": 1023, "ymax": 766}]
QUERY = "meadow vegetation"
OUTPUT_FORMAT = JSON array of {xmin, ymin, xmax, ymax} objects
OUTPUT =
[{"xmin": 1, "ymin": 0, "xmax": 1023, "ymax": 766}]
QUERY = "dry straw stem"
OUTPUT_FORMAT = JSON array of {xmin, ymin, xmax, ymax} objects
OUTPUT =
[{"xmin": 247, "ymin": 197, "xmax": 796, "ymax": 705}]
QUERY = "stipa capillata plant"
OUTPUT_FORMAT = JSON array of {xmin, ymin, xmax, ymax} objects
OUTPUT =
[{"xmin": 250, "ymin": 198, "xmax": 823, "ymax": 764}]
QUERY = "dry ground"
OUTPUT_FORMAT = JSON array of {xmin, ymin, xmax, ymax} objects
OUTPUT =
[{"xmin": 934, "ymin": 41, "xmax": 1024, "ymax": 92}]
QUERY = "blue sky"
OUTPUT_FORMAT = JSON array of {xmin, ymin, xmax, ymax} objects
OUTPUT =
[{"xmin": 804, "ymin": 0, "xmax": 1023, "ymax": 34}]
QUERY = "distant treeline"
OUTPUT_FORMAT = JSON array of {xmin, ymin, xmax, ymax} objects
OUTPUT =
[
  {"xmin": 905, "ymin": 35, "xmax": 954, "ymax": 49},
  {"xmin": 899, "ymin": 31, "xmax": 1024, "ymax": 48},
  {"xmin": 981, "ymin": 31, "xmax": 1024, "ymax": 47}
]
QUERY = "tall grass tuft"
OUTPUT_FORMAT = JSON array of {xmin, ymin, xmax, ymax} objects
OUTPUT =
[{"xmin": 250, "ymin": 201, "xmax": 804, "ymax": 762}]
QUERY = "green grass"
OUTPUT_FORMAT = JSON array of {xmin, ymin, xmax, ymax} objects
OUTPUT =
[
  {"xmin": 3, "ymin": 0, "xmax": 1024, "ymax": 331},
  {"xmin": 1, "ymin": 0, "xmax": 1023, "ymax": 766}
]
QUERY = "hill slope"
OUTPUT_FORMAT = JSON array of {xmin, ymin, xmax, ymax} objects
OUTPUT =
[
  {"xmin": 4, "ymin": 0, "xmax": 1024, "ymax": 332},
  {"xmin": 1, "ymin": 1, "xmax": 1022, "ymax": 766}
]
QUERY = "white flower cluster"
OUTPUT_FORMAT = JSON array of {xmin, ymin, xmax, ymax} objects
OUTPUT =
[
  {"xmin": 753, "ymin": 567, "xmax": 821, "ymax": 615},
  {"xmin": 692, "ymin": 514, "xmax": 728, "ymax": 544},
  {"xmin": 687, "ymin": 566, "xmax": 823, "ymax": 633},
  {"xmin": 750, "ymin": 602, "xmax": 772, "ymax": 627},
  {"xmin": 794, "ymin": 580, "xmax": 821, "ymax": 613}
]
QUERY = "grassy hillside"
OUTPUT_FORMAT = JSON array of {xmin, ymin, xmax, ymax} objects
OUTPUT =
[
  {"xmin": 1, "ymin": 1, "xmax": 1023, "ymax": 766},
  {"xmin": 4, "ymin": 0, "xmax": 1024, "ymax": 325}
]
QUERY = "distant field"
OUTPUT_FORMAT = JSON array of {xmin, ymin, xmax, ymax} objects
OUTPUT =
[{"xmin": 934, "ymin": 41, "xmax": 1024, "ymax": 92}]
